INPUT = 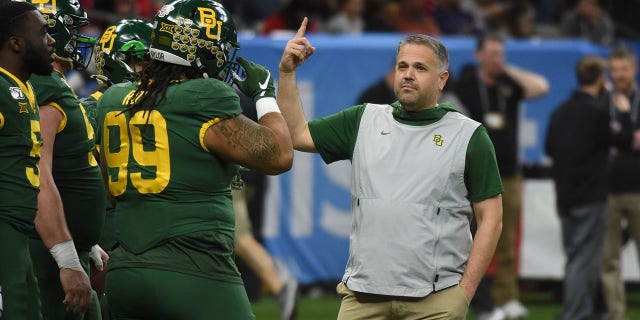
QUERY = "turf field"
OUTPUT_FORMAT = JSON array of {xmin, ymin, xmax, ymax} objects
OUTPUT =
[{"xmin": 250, "ymin": 282, "xmax": 640, "ymax": 320}]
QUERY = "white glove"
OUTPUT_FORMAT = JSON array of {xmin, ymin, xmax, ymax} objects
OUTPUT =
[{"xmin": 89, "ymin": 245, "xmax": 109, "ymax": 271}]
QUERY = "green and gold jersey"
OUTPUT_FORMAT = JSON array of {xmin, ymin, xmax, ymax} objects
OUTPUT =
[
  {"xmin": 0, "ymin": 68, "xmax": 42, "ymax": 234},
  {"xmin": 308, "ymin": 102, "xmax": 503, "ymax": 202},
  {"xmin": 80, "ymin": 90, "xmax": 118, "ymax": 250},
  {"xmin": 30, "ymin": 71, "xmax": 106, "ymax": 251},
  {"xmin": 96, "ymin": 78, "xmax": 242, "ymax": 258},
  {"xmin": 80, "ymin": 91, "xmax": 103, "ymax": 132}
]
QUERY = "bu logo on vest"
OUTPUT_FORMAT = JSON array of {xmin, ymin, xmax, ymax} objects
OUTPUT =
[{"xmin": 433, "ymin": 134, "xmax": 444, "ymax": 147}]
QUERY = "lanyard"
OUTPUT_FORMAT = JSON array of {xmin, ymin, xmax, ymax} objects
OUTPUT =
[
  {"xmin": 609, "ymin": 89, "xmax": 639, "ymax": 128},
  {"xmin": 477, "ymin": 71, "xmax": 507, "ymax": 114}
]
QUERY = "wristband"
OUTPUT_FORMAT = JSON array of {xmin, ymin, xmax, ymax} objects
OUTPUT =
[
  {"xmin": 50, "ymin": 240, "xmax": 84, "ymax": 272},
  {"xmin": 256, "ymin": 97, "xmax": 281, "ymax": 120}
]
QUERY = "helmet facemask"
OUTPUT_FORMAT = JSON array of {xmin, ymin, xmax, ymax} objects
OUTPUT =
[
  {"xmin": 33, "ymin": 0, "xmax": 96, "ymax": 71},
  {"xmin": 203, "ymin": 41, "xmax": 242, "ymax": 83}
]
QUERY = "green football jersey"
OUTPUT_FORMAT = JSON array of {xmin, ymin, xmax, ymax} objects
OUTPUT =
[
  {"xmin": 96, "ymin": 78, "xmax": 242, "ymax": 255},
  {"xmin": 30, "ymin": 71, "xmax": 106, "ymax": 251},
  {"xmin": 0, "ymin": 68, "xmax": 42, "ymax": 234},
  {"xmin": 79, "ymin": 91, "xmax": 102, "ymax": 132},
  {"xmin": 80, "ymin": 90, "xmax": 117, "ymax": 250}
]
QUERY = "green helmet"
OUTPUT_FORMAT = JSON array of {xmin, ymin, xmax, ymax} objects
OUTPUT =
[
  {"xmin": 149, "ymin": 0, "xmax": 240, "ymax": 82},
  {"xmin": 94, "ymin": 19, "xmax": 153, "ymax": 87},
  {"xmin": 28, "ymin": 0, "xmax": 96, "ymax": 70}
]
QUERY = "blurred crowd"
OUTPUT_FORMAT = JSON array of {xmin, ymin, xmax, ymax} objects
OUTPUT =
[
  {"xmin": 78, "ymin": 0, "xmax": 640, "ymax": 44},
  {"xmin": 70, "ymin": 0, "xmax": 639, "ymax": 98}
]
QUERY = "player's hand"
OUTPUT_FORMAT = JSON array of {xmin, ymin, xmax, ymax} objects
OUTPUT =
[
  {"xmin": 59, "ymin": 268, "xmax": 92, "ymax": 313},
  {"xmin": 232, "ymin": 57, "xmax": 275, "ymax": 102},
  {"xmin": 279, "ymin": 17, "xmax": 315, "ymax": 74},
  {"xmin": 89, "ymin": 244, "xmax": 109, "ymax": 272}
]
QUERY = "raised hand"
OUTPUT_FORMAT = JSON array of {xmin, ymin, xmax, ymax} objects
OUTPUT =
[{"xmin": 279, "ymin": 17, "xmax": 316, "ymax": 74}]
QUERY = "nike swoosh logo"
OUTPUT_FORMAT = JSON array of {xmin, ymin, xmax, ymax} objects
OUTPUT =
[
  {"xmin": 259, "ymin": 71, "xmax": 271, "ymax": 90},
  {"xmin": 380, "ymin": 131, "xmax": 391, "ymax": 135}
]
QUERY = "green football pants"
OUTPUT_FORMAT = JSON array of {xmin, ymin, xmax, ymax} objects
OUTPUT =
[
  {"xmin": 29, "ymin": 238, "xmax": 102, "ymax": 320},
  {"xmin": 0, "ymin": 220, "xmax": 42, "ymax": 320},
  {"xmin": 106, "ymin": 268, "xmax": 255, "ymax": 320}
]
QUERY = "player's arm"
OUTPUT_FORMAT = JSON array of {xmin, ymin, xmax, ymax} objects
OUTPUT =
[
  {"xmin": 206, "ymin": 57, "xmax": 293, "ymax": 175},
  {"xmin": 460, "ymin": 194, "xmax": 503, "ymax": 301},
  {"xmin": 278, "ymin": 17, "xmax": 317, "ymax": 152},
  {"xmin": 35, "ymin": 104, "xmax": 92, "ymax": 313},
  {"xmin": 35, "ymin": 106, "xmax": 72, "ymax": 252},
  {"xmin": 204, "ymin": 113, "xmax": 292, "ymax": 175}
]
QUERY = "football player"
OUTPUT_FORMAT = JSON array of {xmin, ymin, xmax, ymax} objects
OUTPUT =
[
  {"xmin": 81, "ymin": 19, "xmax": 153, "ymax": 319},
  {"xmin": 0, "ymin": 2, "xmax": 65, "ymax": 318},
  {"xmin": 95, "ymin": 0, "xmax": 293, "ymax": 318},
  {"xmin": 26, "ymin": 0, "xmax": 107, "ymax": 318}
]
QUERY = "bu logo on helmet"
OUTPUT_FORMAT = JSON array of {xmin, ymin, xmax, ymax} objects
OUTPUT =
[
  {"xmin": 31, "ymin": 0, "xmax": 56, "ymax": 14},
  {"xmin": 197, "ymin": 7, "xmax": 222, "ymax": 40},
  {"xmin": 149, "ymin": 0, "xmax": 239, "ymax": 81},
  {"xmin": 99, "ymin": 26, "xmax": 117, "ymax": 52}
]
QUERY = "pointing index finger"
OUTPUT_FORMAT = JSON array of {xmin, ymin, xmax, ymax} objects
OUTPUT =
[{"xmin": 296, "ymin": 17, "xmax": 308, "ymax": 38}]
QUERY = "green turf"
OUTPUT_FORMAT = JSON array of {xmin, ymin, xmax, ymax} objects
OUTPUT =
[{"xmin": 250, "ymin": 288, "xmax": 640, "ymax": 320}]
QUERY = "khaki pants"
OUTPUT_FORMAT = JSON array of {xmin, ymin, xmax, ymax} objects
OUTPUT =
[
  {"xmin": 601, "ymin": 193, "xmax": 640, "ymax": 320},
  {"xmin": 492, "ymin": 175, "xmax": 522, "ymax": 305},
  {"xmin": 336, "ymin": 282, "xmax": 469, "ymax": 320}
]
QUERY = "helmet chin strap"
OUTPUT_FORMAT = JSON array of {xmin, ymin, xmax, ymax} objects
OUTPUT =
[
  {"xmin": 53, "ymin": 53, "xmax": 74, "ymax": 72},
  {"xmin": 194, "ymin": 56, "xmax": 233, "ymax": 83},
  {"xmin": 195, "ymin": 59, "xmax": 210, "ymax": 78},
  {"xmin": 90, "ymin": 74, "xmax": 112, "ymax": 88}
]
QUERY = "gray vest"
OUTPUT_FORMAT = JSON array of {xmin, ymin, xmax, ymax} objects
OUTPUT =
[{"xmin": 342, "ymin": 104, "xmax": 480, "ymax": 297}]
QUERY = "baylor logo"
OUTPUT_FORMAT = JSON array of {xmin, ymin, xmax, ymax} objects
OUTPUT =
[
  {"xmin": 433, "ymin": 134, "xmax": 444, "ymax": 147},
  {"xmin": 31, "ymin": 0, "xmax": 56, "ymax": 14},
  {"xmin": 98, "ymin": 25, "xmax": 117, "ymax": 52},
  {"xmin": 197, "ymin": 7, "xmax": 222, "ymax": 40}
]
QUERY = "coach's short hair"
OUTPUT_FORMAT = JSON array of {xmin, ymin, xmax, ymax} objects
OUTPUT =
[{"xmin": 398, "ymin": 34, "xmax": 449, "ymax": 72}]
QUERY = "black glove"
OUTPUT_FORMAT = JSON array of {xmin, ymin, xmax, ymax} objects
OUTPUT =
[{"xmin": 232, "ymin": 57, "xmax": 275, "ymax": 102}]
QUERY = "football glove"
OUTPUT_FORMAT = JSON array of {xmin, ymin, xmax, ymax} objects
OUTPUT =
[
  {"xmin": 89, "ymin": 245, "xmax": 108, "ymax": 271},
  {"xmin": 232, "ymin": 57, "xmax": 276, "ymax": 103}
]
